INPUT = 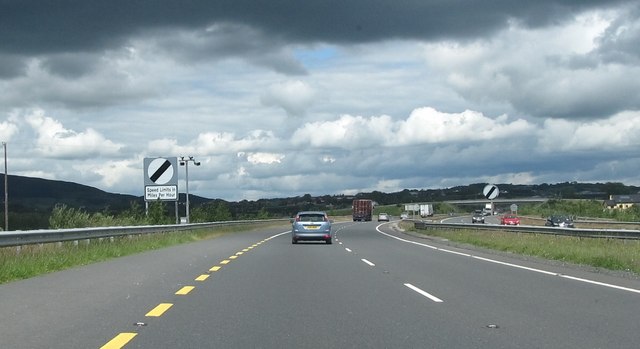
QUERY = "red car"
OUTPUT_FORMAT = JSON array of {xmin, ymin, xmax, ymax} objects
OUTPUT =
[{"xmin": 500, "ymin": 214, "xmax": 521, "ymax": 225}]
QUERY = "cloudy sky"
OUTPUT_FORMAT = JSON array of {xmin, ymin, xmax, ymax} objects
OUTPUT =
[{"xmin": 1, "ymin": 1, "xmax": 639, "ymax": 201}]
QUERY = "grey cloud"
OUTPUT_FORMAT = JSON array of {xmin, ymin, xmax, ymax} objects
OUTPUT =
[
  {"xmin": 594, "ymin": 6, "xmax": 640, "ymax": 65},
  {"xmin": 154, "ymin": 24, "xmax": 307, "ymax": 75},
  {"xmin": 1, "ymin": 1, "xmax": 633, "ymax": 84},
  {"xmin": 40, "ymin": 53, "xmax": 99, "ymax": 78},
  {"xmin": 2, "ymin": 0, "xmax": 633, "ymax": 56},
  {"xmin": 0, "ymin": 54, "xmax": 28, "ymax": 78},
  {"xmin": 509, "ymin": 70, "xmax": 640, "ymax": 119}
]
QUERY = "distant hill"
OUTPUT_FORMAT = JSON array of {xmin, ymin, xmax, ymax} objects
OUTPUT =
[
  {"xmin": 4, "ymin": 175, "xmax": 142, "ymax": 213},
  {"xmin": 1, "ymin": 174, "xmax": 638, "ymax": 230}
]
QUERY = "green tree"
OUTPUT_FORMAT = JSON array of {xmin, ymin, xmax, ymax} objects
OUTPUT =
[
  {"xmin": 256, "ymin": 207, "xmax": 270, "ymax": 219},
  {"xmin": 146, "ymin": 200, "xmax": 172, "ymax": 225},
  {"xmin": 190, "ymin": 201, "xmax": 233, "ymax": 222},
  {"xmin": 49, "ymin": 204, "xmax": 92, "ymax": 228},
  {"xmin": 214, "ymin": 202, "xmax": 233, "ymax": 221}
]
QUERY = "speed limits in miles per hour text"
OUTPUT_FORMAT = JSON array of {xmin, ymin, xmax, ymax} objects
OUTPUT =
[
  {"xmin": 145, "ymin": 185, "xmax": 177, "ymax": 200},
  {"xmin": 143, "ymin": 157, "xmax": 179, "ymax": 201}
]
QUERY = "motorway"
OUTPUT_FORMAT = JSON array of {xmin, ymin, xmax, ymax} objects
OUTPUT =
[{"xmin": 1, "ymin": 221, "xmax": 640, "ymax": 348}]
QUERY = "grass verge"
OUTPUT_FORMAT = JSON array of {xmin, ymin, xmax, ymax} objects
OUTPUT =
[
  {"xmin": 401, "ymin": 221, "xmax": 640, "ymax": 275},
  {"xmin": 0, "ymin": 222, "xmax": 288, "ymax": 285}
]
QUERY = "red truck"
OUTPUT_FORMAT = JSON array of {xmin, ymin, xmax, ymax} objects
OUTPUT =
[{"xmin": 352, "ymin": 199, "xmax": 373, "ymax": 221}]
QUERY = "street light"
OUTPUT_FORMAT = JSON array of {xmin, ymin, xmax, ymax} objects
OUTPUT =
[
  {"xmin": 179, "ymin": 156, "xmax": 200, "ymax": 223},
  {"xmin": 2, "ymin": 142, "xmax": 7, "ymax": 231}
]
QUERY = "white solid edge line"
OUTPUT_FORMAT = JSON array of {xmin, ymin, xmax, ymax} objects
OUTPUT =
[
  {"xmin": 361, "ymin": 259, "xmax": 375, "ymax": 266},
  {"xmin": 376, "ymin": 226, "xmax": 640, "ymax": 295},
  {"xmin": 271, "ymin": 231, "xmax": 291, "ymax": 239},
  {"xmin": 345, "ymin": 248, "xmax": 352, "ymax": 252},
  {"xmin": 404, "ymin": 283, "xmax": 444, "ymax": 303},
  {"xmin": 560, "ymin": 275, "xmax": 640, "ymax": 295}
]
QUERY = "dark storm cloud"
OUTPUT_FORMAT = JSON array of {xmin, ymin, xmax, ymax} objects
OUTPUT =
[
  {"xmin": 153, "ymin": 24, "xmax": 307, "ymax": 75},
  {"xmin": 1, "ymin": 0, "xmax": 633, "ymax": 56}
]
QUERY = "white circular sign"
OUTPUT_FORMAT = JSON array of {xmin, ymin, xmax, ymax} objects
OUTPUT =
[
  {"xmin": 147, "ymin": 158, "xmax": 175, "ymax": 185},
  {"xmin": 483, "ymin": 184, "xmax": 499, "ymax": 200}
]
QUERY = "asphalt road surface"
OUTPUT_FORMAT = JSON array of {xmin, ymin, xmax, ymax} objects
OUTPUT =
[{"xmin": 1, "ymin": 221, "xmax": 639, "ymax": 348}]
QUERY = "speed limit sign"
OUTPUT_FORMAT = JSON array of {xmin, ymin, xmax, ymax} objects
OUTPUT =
[{"xmin": 483, "ymin": 184, "xmax": 499, "ymax": 200}]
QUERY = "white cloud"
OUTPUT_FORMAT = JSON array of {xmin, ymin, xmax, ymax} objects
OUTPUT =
[
  {"xmin": 291, "ymin": 114, "xmax": 394, "ymax": 148},
  {"xmin": 372, "ymin": 179, "xmax": 403, "ymax": 193},
  {"xmin": 261, "ymin": 80, "xmax": 317, "ymax": 116},
  {"xmin": 147, "ymin": 138, "xmax": 180, "ymax": 156},
  {"xmin": 148, "ymin": 130, "xmax": 280, "ymax": 157},
  {"xmin": 23, "ymin": 109, "xmax": 123, "ymax": 158},
  {"xmin": 396, "ymin": 108, "xmax": 532, "ymax": 144},
  {"xmin": 537, "ymin": 111, "xmax": 640, "ymax": 152},
  {"xmin": 420, "ymin": 11, "xmax": 640, "ymax": 119},
  {"xmin": 89, "ymin": 159, "xmax": 140, "ymax": 189},
  {"xmin": 246, "ymin": 152, "xmax": 285, "ymax": 165},
  {"xmin": 196, "ymin": 130, "xmax": 280, "ymax": 154},
  {"xmin": 292, "ymin": 108, "xmax": 533, "ymax": 148},
  {"xmin": 1, "ymin": 4, "xmax": 639, "ymax": 201},
  {"xmin": 0, "ymin": 119, "xmax": 19, "ymax": 141},
  {"xmin": 322, "ymin": 155, "xmax": 336, "ymax": 163}
]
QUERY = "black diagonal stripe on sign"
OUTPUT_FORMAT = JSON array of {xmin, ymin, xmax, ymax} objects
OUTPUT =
[
  {"xmin": 486, "ymin": 186, "xmax": 497, "ymax": 199},
  {"xmin": 150, "ymin": 160, "xmax": 171, "ymax": 183}
]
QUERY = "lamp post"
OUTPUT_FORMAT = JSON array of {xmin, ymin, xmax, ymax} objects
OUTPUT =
[
  {"xmin": 179, "ymin": 156, "xmax": 200, "ymax": 223},
  {"xmin": 2, "ymin": 142, "xmax": 6, "ymax": 231}
]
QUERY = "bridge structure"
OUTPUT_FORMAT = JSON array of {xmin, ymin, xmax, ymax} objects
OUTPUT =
[{"xmin": 444, "ymin": 197, "xmax": 549, "ymax": 206}]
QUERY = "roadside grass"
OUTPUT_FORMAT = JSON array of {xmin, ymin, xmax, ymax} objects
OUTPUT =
[
  {"xmin": 0, "ymin": 222, "xmax": 288, "ymax": 285},
  {"xmin": 401, "ymin": 221, "xmax": 640, "ymax": 275}
]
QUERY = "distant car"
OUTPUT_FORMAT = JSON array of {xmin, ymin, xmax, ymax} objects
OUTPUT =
[
  {"xmin": 377, "ymin": 213, "xmax": 389, "ymax": 222},
  {"xmin": 500, "ymin": 214, "xmax": 521, "ymax": 225},
  {"xmin": 400, "ymin": 212, "xmax": 409, "ymax": 219},
  {"xmin": 291, "ymin": 211, "xmax": 332, "ymax": 244},
  {"xmin": 545, "ymin": 215, "xmax": 575, "ymax": 228},
  {"xmin": 472, "ymin": 210, "xmax": 485, "ymax": 224}
]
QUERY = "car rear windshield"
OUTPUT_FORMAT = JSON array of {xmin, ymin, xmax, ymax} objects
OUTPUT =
[{"xmin": 297, "ymin": 214, "xmax": 326, "ymax": 222}]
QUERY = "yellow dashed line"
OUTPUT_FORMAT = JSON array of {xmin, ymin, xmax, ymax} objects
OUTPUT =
[
  {"xmin": 104, "ymin": 239, "xmax": 270, "ymax": 349},
  {"xmin": 100, "ymin": 333, "xmax": 137, "ymax": 349},
  {"xmin": 176, "ymin": 286, "xmax": 195, "ymax": 295},
  {"xmin": 146, "ymin": 303, "xmax": 173, "ymax": 317}
]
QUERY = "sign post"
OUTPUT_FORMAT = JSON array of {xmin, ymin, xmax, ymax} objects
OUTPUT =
[
  {"xmin": 404, "ymin": 204, "xmax": 419, "ymax": 219},
  {"xmin": 144, "ymin": 157, "xmax": 179, "ymax": 222},
  {"xmin": 483, "ymin": 184, "xmax": 499, "ymax": 215}
]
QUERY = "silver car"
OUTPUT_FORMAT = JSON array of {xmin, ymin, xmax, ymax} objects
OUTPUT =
[
  {"xmin": 291, "ymin": 211, "xmax": 332, "ymax": 244},
  {"xmin": 472, "ymin": 210, "xmax": 485, "ymax": 224}
]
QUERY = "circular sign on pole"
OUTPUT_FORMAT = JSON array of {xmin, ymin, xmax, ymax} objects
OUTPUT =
[
  {"xmin": 148, "ymin": 158, "xmax": 175, "ymax": 185},
  {"xmin": 510, "ymin": 204, "xmax": 518, "ymax": 213},
  {"xmin": 483, "ymin": 184, "xmax": 499, "ymax": 200}
]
